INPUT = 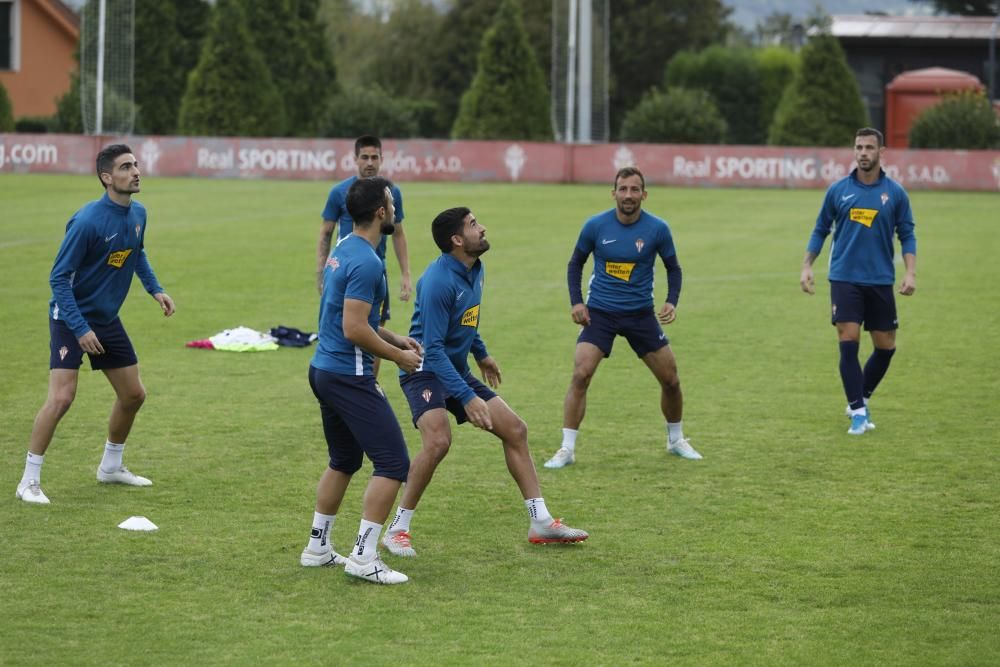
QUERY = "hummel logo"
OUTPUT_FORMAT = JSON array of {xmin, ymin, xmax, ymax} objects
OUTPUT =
[
  {"xmin": 841, "ymin": 194, "xmax": 855, "ymax": 202},
  {"xmin": 105, "ymin": 233, "xmax": 118, "ymax": 242},
  {"xmin": 601, "ymin": 239, "xmax": 616, "ymax": 245}
]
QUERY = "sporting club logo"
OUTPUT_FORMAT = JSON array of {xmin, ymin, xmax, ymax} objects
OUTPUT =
[
  {"xmin": 635, "ymin": 238, "xmax": 645, "ymax": 253},
  {"xmin": 326, "ymin": 256, "xmax": 340, "ymax": 271},
  {"xmin": 831, "ymin": 304, "xmax": 837, "ymax": 318},
  {"xmin": 421, "ymin": 388, "xmax": 433, "ymax": 403},
  {"xmin": 613, "ymin": 145, "xmax": 636, "ymax": 171},
  {"xmin": 504, "ymin": 144, "xmax": 526, "ymax": 181},
  {"xmin": 107, "ymin": 249, "xmax": 133, "ymax": 268},
  {"xmin": 135, "ymin": 223, "xmax": 141, "ymax": 239},
  {"xmin": 59, "ymin": 346, "xmax": 69, "ymax": 360},
  {"xmin": 139, "ymin": 139, "xmax": 161, "ymax": 175},
  {"xmin": 880, "ymin": 192, "xmax": 889, "ymax": 206}
]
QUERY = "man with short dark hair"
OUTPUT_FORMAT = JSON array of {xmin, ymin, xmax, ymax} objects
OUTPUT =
[
  {"xmin": 16, "ymin": 144, "xmax": 176, "ymax": 505},
  {"xmin": 544, "ymin": 166, "xmax": 702, "ymax": 469},
  {"xmin": 380, "ymin": 207, "xmax": 588, "ymax": 558},
  {"xmin": 800, "ymin": 127, "xmax": 917, "ymax": 435}
]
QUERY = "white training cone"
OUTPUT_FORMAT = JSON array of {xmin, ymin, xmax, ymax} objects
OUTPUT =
[{"xmin": 118, "ymin": 516, "xmax": 158, "ymax": 531}]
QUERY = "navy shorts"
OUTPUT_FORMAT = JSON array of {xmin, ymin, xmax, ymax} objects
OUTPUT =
[
  {"xmin": 830, "ymin": 281, "xmax": 898, "ymax": 331},
  {"xmin": 49, "ymin": 317, "xmax": 138, "ymax": 370},
  {"xmin": 399, "ymin": 370, "xmax": 497, "ymax": 426},
  {"xmin": 578, "ymin": 306, "xmax": 669, "ymax": 358},
  {"xmin": 308, "ymin": 365, "xmax": 410, "ymax": 481}
]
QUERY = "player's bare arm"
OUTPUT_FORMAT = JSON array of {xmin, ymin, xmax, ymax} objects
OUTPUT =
[
  {"xmin": 316, "ymin": 220, "xmax": 336, "ymax": 293},
  {"xmin": 391, "ymin": 225, "xmax": 412, "ymax": 301}
]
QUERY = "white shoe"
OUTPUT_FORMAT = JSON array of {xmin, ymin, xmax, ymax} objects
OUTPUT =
[
  {"xmin": 16, "ymin": 479, "xmax": 50, "ymax": 504},
  {"xmin": 845, "ymin": 405, "xmax": 875, "ymax": 431},
  {"xmin": 300, "ymin": 546, "xmax": 347, "ymax": 567},
  {"xmin": 344, "ymin": 553, "xmax": 408, "ymax": 584},
  {"xmin": 528, "ymin": 518, "xmax": 589, "ymax": 544},
  {"xmin": 381, "ymin": 530, "xmax": 417, "ymax": 557},
  {"xmin": 543, "ymin": 447, "xmax": 575, "ymax": 469},
  {"xmin": 97, "ymin": 465, "xmax": 152, "ymax": 486},
  {"xmin": 667, "ymin": 438, "xmax": 703, "ymax": 460}
]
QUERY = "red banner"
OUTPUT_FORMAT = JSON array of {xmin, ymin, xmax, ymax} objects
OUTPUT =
[{"xmin": 2, "ymin": 133, "xmax": 997, "ymax": 191}]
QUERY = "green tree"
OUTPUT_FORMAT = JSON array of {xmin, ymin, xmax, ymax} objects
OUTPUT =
[
  {"xmin": 915, "ymin": 0, "xmax": 999, "ymax": 13},
  {"xmin": 0, "ymin": 80, "xmax": 14, "ymax": 132},
  {"xmin": 318, "ymin": 84, "xmax": 421, "ymax": 139},
  {"xmin": 178, "ymin": 0, "xmax": 285, "ymax": 137},
  {"xmin": 755, "ymin": 46, "xmax": 798, "ymax": 142},
  {"xmin": 245, "ymin": 0, "xmax": 337, "ymax": 136},
  {"xmin": 665, "ymin": 45, "xmax": 762, "ymax": 144},
  {"xmin": 620, "ymin": 87, "xmax": 726, "ymax": 144},
  {"xmin": 451, "ymin": 0, "xmax": 551, "ymax": 140},
  {"xmin": 909, "ymin": 90, "xmax": 1000, "ymax": 149},
  {"xmin": 768, "ymin": 34, "xmax": 868, "ymax": 146},
  {"xmin": 54, "ymin": 73, "xmax": 84, "ymax": 133}
]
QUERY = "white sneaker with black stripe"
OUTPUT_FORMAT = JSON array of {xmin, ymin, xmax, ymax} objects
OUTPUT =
[{"xmin": 344, "ymin": 553, "xmax": 408, "ymax": 584}]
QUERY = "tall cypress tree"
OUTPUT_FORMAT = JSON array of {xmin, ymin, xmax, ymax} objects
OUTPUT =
[
  {"xmin": 178, "ymin": 0, "xmax": 285, "ymax": 137},
  {"xmin": 451, "ymin": 0, "xmax": 551, "ymax": 140},
  {"xmin": 768, "ymin": 34, "xmax": 869, "ymax": 147}
]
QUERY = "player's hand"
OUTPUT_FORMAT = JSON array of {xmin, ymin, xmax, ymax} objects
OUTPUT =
[
  {"xmin": 399, "ymin": 275, "xmax": 412, "ymax": 302},
  {"xmin": 78, "ymin": 330, "xmax": 105, "ymax": 355},
  {"xmin": 571, "ymin": 303, "xmax": 590, "ymax": 326},
  {"xmin": 154, "ymin": 292, "xmax": 176, "ymax": 317},
  {"xmin": 658, "ymin": 302, "xmax": 676, "ymax": 325},
  {"xmin": 477, "ymin": 356, "xmax": 502, "ymax": 388},
  {"xmin": 898, "ymin": 273, "xmax": 916, "ymax": 296},
  {"xmin": 463, "ymin": 396, "xmax": 493, "ymax": 431},
  {"xmin": 400, "ymin": 336, "xmax": 423, "ymax": 357},
  {"xmin": 800, "ymin": 267, "xmax": 815, "ymax": 295},
  {"xmin": 394, "ymin": 348, "xmax": 422, "ymax": 374}
]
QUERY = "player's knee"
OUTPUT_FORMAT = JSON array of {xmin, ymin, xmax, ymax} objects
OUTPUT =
[
  {"xmin": 507, "ymin": 416, "xmax": 528, "ymax": 445},
  {"xmin": 570, "ymin": 369, "xmax": 594, "ymax": 391},
  {"xmin": 423, "ymin": 433, "xmax": 452, "ymax": 462},
  {"xmin": 48, "ymin": 388, "xmax": 76, "ymax": 415},
  {"xmin": 119, "ymin": 385, "xmax": 146, "ymax": 410},
  {"xmin": 659, "ymin": 373, "xmax": 680, "ymax": 392}
]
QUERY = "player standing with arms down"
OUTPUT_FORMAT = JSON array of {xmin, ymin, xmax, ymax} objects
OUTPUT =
[
  {"xmin": 544, "ymin": 166, "xmax": 702, "ymax": 469},
  {"xmin": 800, "ymin": 127, "xmax": 917, "ymax": 435},
  {"xmin": 16, "ymin": 144, "xmax": 176, "ymax": 504}
]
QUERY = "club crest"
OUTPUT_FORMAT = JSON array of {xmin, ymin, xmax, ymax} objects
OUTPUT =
[
  {"xmin": 421, "ymin": 388, "xmax": 433, "ymax": 403},
  {"xmin": 635, "ymin": 238, "xmax": 645, "ymax": 253},
  {"xmin": 880, "ymin": 192, "xmax": 889, "ymax": 206},
  {"xmin": 135, "ymin": 223, "xmax": 141, "ymax": 239},
  {"xmin": 59, "ymin": 346, "xmax": 69, "ymax": 360}
]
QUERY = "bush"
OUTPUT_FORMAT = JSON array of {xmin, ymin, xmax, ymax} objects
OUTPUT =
[
  {"xmin": 908, "ymin": 90, "xmax": 1000, "ymax": 149},
  {"xmin": 755, "ymin": 46, "xmax": 798, "ymax": 143},
  {"xmin": 318, "ymin": 85, "xmax": 420, "ymax": 139},
  {"xmin": 15, "ymin": 116, "xmax": 55, "ymax": 133},
  {"xmin": 0, "ymin": 81, "xmax": 13, "ymax": 132},
  {"xmin": 620, "ymin": 87, "xmax": 726, "ymax": 144}
]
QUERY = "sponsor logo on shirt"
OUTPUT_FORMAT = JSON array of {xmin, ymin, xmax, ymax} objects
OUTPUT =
[
  {"xmin": 105, "ymin": 233, "xmax": 118, "ymax": 242},
  {"xmin": 461, "ymin": 304, "xmax": 480, "ymax": 327},
  {"xmin": 849, "ymin": 208, "xmax": 878, "ymax": 228},
  {"xmin": 841, "ymin": 194, "xmax": 855, "ymax": 201},
  {"xmin": 605, "ymin": 261, "xmax": 636, "ymax": 282},
  {"xmin": 107, "ymin": 248, "xmax": 133, "ymax": 268},
  {"xmin": 601, "ymin": 239, "xmax": 616, "ymax": 245}
]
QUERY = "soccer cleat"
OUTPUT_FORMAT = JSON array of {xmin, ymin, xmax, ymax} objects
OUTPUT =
[
  {"xmin": 667, "ymin": 438, "xmax": 703, "ymax": 460},
  {"xmin": 15, "ymin": 479, "xmax": 50, "ymax": 505},
  {"xmin": 528, "ymin": 518, "xmax": 589, "ymax": 544},
  {"xmin": 344, "ymin": 553, "xmax": 408, "ymax": 584},
  {"xmin": 300, "ymin": 546, "xmax": 347, "ymax": 567},
  {"xmin": 381, "ymin": 530, "xmax": 417, "ymax": 557},
  {"xmin": 543, "ymin": 447, "xmax": 575, "ymax": 469},
  {"xmin": 845, "ymin": 404, "xmax": 876, "ymax": 430},
  {"xmin": 848, "ymin": 413, "xmax": 868, "ymax": 435},
  {"xmin": 96, "ymin": 465, "xmax": 152, "ymax": 486}
]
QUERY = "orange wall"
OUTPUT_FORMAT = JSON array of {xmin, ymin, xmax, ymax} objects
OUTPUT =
[{"xmin": 0, "ymin": 0, "xmax": 78, "ymax": 118}]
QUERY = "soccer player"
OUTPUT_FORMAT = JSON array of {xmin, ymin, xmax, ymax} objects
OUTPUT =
[
  {"xmin": 15, "ymin": 144, "xmax": 176, "ymax": 505},
  {"xmin": 317, "ymin": 135, "xmax": 410, "ymax": 378},
  {"xmin": 380, "ymin": 207, "xmax": 588, "ymax": 557},
  {"xmin": 800, "ymin": 127, "xmax": 917, "ymax": 435},
  {"xmin": 300, "ymin": 176, "xmax": 423, "ymax": 585},
  {"xmin": 544, "ymin": 166, "xmax": 702, "ymax": 469}
]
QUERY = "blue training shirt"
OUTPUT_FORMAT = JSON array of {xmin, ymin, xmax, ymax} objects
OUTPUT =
[
  {"xmin": 311, "ymin": 234, "xmax": 387, "ymax": 376},
  {"xmin": 405, "ymin": 254, "xmax": 489, "ymax": 405},
  {"xmin": 577, "ymin": 209, "xmax": 677, "ymax": 312},
  {"xmin": 49, "ymin": 192, "xmax": 163, "ymax": 338},
  {"xmin": 321, "ymin": 175, "xmax": 404, "ymax": 260},
  {"xmin": 807, "ymin": 168, "xmax": 917, "ymax": 286}
]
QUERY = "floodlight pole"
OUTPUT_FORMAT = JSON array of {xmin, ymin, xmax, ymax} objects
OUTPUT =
[
  {"xmin": 565, "ymin": 0, "xmax": 577, "ymax": 143},
  {"xmin": 577, "ymin": 0, "xmax": 592, "ymax": 143},
  {"xmin": 95, "ymin": 0, "xmax": 106, "ymax": 135}
]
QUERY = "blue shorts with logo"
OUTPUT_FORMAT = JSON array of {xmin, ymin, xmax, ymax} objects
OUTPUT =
[
  {"xmin": 49, "ymin": 317, "xmax": 138, "ymax": 370},
  {"xmin": 578, "ymin": 306, "xmax": 669, "ymax": 358},
  {"xmin": 830, "ymin": 281, "xmax": 898, "ymax": 331},
  {"xmin": 308, "ymin": 365, "xmax": 410, "ymax": 481},
  {"xmin": 399, "ymin": 370, "xmax": 497, "ymax": 426}
]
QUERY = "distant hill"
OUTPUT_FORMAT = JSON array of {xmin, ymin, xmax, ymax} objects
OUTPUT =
[{"xmin": 725, "ymin": 0, "xmax": 936, "ymax": 29}]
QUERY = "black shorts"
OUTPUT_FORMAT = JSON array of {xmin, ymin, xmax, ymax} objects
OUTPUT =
[
  {"xmin": 49, "ymin": 317, "xmax": 138, "ymax": 370},
  {"xmin": 577, "ymin": 306, "xmax": 669, "ymax": 358},
  {"xmin": 830, "ymin": 281, "xmax": 898, "ymax": 331},
  {"xmin": 308, "ymin": 366, "xmax": 410, "ymax": 481},
  {"xmin": 399, "ymin": 370, "xmax": 497, "ymax": 426}
]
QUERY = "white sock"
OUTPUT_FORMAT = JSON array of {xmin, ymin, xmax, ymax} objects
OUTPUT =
[
  {"xmin": 100, "ymin": 441, "xmax": 125, "ymax": 472},
  {"xmin": 561, "ymin": 428, "xmax": 578, "ymax": 452},
  {"xmin": 307, "ymin": 512, "xmax": 336, "ymax": 552},
  {"xmin": 525, "ymin": 497, "xmax": 554, "ymax": 526},
  {"xmin": 353, "ymin": 519, "xmax": 383, "ymax": 560},
  {"xmin": 387, "ymin": 507, "xmax": 414, "ymax": 534},
  {"xmin": 22, "ymin": 452, "xmax": 44, "ymax": 485},
  {"xmin": 667, "ymin": 422, "xmax": 684, "ymax": 444}
]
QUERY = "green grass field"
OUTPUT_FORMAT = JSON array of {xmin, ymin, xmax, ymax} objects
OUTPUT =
[{"xmin": 1, "ymin": 174, "xmax": 998, "ymax": 665}]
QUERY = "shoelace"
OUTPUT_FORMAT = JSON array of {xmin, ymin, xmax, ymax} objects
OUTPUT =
[
  {"xmin": 391, "ymin": 531, "xmax": 413, "ymax": 546},
  {"xmin": 27, "ymin": 480, "xmax": 42, "ymax": 494}
]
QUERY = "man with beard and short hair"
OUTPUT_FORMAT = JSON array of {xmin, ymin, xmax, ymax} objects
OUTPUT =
[
  {"xmin": 544, "ymin": 166, "xmax": 702, "ymax": 470},
  {"xmin": 380, "ymin": 207, "xmax": 588, "ymax": 557},
  {"xmin": 300, "ymin": 176, "xmax": 423, "ymax": 585},
  {"xmin": 800, "ymin": 127, "xmax": 917, "ymax": 436}
]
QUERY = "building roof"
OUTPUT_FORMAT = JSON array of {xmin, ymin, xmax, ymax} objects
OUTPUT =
[{"xmin": 830, "ymin": 14, "xmax": 999, "ymax": 41}]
